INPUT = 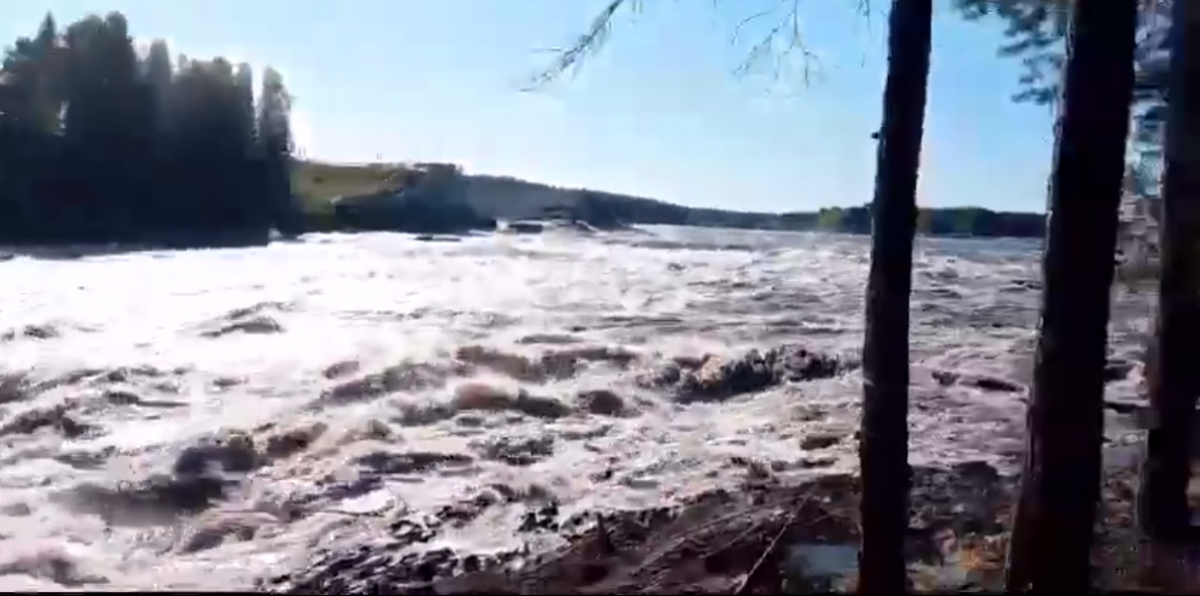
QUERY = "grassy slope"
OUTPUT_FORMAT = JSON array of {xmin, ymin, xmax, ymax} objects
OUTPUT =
[
  {"xmin": 290, "ymin": 160, "xmax": 771, "ymax": 224},
  {"xmin": 291, "ymin": 161, "xmax": 407, "ymax": 212}
]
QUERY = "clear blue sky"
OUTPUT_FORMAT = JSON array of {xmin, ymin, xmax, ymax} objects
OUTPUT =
[{"xmin": 4, "ymin": 0, "xmax": 1057, "ymax": 213}]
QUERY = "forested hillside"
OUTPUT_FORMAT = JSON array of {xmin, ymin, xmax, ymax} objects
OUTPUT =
[{"xmin": 0, "ymin": 12, "xmax": 299, "ymax": 247}]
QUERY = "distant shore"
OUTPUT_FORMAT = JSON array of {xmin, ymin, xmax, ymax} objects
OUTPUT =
[
  {"xmin": 291, "ymin": 161, "xmax": 1048, "ymax": 240},
  {"xmin": 0, "ymin": 159, "xmax": 1049, "ymax": 252}
]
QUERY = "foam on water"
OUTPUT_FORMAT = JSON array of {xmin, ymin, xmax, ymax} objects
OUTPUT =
[{"xmin": 0, "ymin": 225, "xmax": 1155, "ymax": 590}]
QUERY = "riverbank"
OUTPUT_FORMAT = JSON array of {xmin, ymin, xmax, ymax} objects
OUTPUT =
[{"xmin": 260, "ymin": 451, "xmax": 1186, "ymax": 594}]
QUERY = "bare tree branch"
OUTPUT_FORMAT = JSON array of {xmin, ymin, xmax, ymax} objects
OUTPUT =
[
  {"xmin": 522, "ymin": 0, "xmax": 636, "ymax": 91},
  {"xmin": 730, "ymin": 9, "xmax": 775, "ymax": 46},
  {"xmin": 731, "ymin": 0, "xmax": 821, "ymax": 87},
  {"xmin": 524, "ymin": 0, "xmax": 873, "ymax": 92}
]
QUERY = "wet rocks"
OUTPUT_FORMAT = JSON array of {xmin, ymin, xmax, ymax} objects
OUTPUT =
[
  {"xmin": 517, "ymin": 333, "xmax": 584, "ymax": 346},
  {"xmin": 455, "ymin": 346, "xmax": 551, "ymax": 382},
  {"xmin": 319, "ymin": 362, "xmax": 455, "ymax": 407},
  {"xmin": 1008, "ymin": 278, "xmax": 1041, "ymax": 292},
  {"xmin": 353, "ymin": 450, "xmax": 474, "ymax": 475},
  {"xmin": 0, "ymin": 373, "xmax": 34, "ymax": 405},
  {"xmin": 101, "ymin": 390, "xmax": 140, "ymax": 406},
  {"xmin": 314, "ymin": 474, "xmax": 387, "ymax": 505},
  {"xmin": 265, "ymin": 462, "xmax": 1015, "ymax": 595},
  {"xmin": 212, "ymin": 376, "xmax": 243, "ymax": 390},
  {"xmin": 470, "ymin": 434, "xmax": 555, "ymax": 466},
  {"xmin": 930, "ymin": 370, "xmax": 1023, "ymax": 394},
  {"xmin": 965, "ymin": 376, "xmax": 1022, "ymax": 394},
  {"xmin": 101, "ymin": 389, "xmax": 185, "ymax": 409},
  {"xmin": 575, "ymin": 389, "xmax": 629, "ymax": 417},
  {"xmin": 637, "ymin": 361, "xmax": 684, "ymax": 388},
  {"xmin": 374, "ymin": 489, "xmax": 511, "ymax": 542},
  {"xmin": 338, "ymin": 418, "xmax": 396, "ymax": 443},
  {"xmin": 799, "ymin": 432, "xmax": 845, "ymax": 451},
  {"xmin": 0, "ymin": 548, "xmax": 108, "ymax": 586},
  {"xmin": 314, "ymin": 344, "xmax": 643, "ymax": 415},
  {"xmin": 323, "ymin": 360, "xmax": 362, "ymax": 380},
  {"xmin": 1, "ymin": 323, "xmax": 60, "ymax": 342},
  {"xmin": 504, "ymin": 392, "xmax": 573, "ymax": 419},
  {"xmin": 97, "ymin": 364, "xmax": 167, "ymax": 384},
  {"xmin": 393, "ymin": 402, "xmax": 459, "ymax": 426},
  {"xmin": 197, "ymin": 302, "xmax": 290, "ymax": 338},
  {"xmin": 0, "ymin": 502, "xmax": 32, "ymax": 516},
  {"xmin": 451, "ymin": 383, "xmax": 572, "ymax": 419},
  {"xmin": 554, "ymin": 346, "xmax": 640, "ymax": 369},
  {"xmin": 643, "ymin": 344, "xmax": 849, "ymax": 404},
  {"xmin": 263, "ymin": 547, "xmax": 523, "ymax": 596},
  {"xmin": 52, "ymin": 448, "xmax": 112, "ymax": 471},
  {"xmin": 455, "ymin": 345, "xmax": 640, "ymax": 384},
  {"xmin": 54, "ymin": 473, "xmax": 233, "ymax": 526},
  {"xmin": 201, "ymin": 315, "xmax": 283, "ymax": 338},
  {"xmin": 0, "ymin": 404, "xmax": 94, "ymax": 439},
  {"xmin": 223, "ymin": 301, "xmax": 292, "ymax": 320},
  {"xmin": 449, "ymin": 381, "xmax": 511, "ymax": 410},
  {"xmin": 175, "ymin": 510, "xmax": 279, "ymax": 553},
  {"xmin": 53, "ymin": 431, "xmax": 272, "ymax": 526},
  {"xmin": 173, "ymin": 431, "xmax": 261, "ymax": 475},
  {"xmin": 931, "ymin": 357, "xmax": 1138, "ymax": 397},
  {"xmin": 931, "ymin": 370, "xmax": 959, "ymax": 387},
  {"xmin": 908, "ymin": 461, "xmax": 1013, "ymax": 540},
  {"xmin": 264, "ymin": 421, "xmax": 330, "ymax": 460}
]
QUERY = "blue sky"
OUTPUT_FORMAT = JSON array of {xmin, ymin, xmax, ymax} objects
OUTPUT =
[{"xmin": 3, "ymin": 0, "xmax": 1057, "ymax": 213}]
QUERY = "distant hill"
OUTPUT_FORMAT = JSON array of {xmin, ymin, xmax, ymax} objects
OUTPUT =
[{"xmin": 292, "ymin": 161, "xmax": 1046, "ymax": 239}]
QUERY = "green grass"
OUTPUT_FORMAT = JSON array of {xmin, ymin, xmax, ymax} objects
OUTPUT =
[{"xmin": 291, "ymin": 161, "xmax": 409, "ymax": 211}]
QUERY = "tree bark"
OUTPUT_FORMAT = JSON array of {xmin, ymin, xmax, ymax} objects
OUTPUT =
[
  {"xmin": 1004, "ymin": 0, "xmax": 1139, "ymax": 592},
  {"xmin": 856, "ymin": 0, "xmax": 931, "ymax": 592},
  {"xmin": 1139, "ymin": 0, "xmax": 1200, "ymax": 543}
]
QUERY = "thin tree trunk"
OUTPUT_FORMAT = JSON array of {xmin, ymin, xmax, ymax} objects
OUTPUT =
[
  {"xmin": 1004, "ymin": 0, "xmax": 1139, "ymax": 592},
  {"xmin": 856, "ymin": 0, "xmax": 931, "ymax": 592},
  {"xmin": 1139, "ymin": 0, "xmax": 1200, "ymax": 543}
]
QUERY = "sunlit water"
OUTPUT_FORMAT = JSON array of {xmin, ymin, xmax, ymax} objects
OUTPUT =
[{"xmin": 0, "ymin": 225, "xmax": 1156, "ymax": 590}]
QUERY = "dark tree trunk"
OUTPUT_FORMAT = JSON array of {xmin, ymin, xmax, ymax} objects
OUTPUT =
[
  {"xmin": 1004, "ymin": 0, "xmax": 1139, "ymax": 592},
  {"xmin": 1139, "ymin": 0, "xmax": 1200, "ymax": 543},
  {"xmin": 856, "ymin": 0, "xmax": 931, "ymax": 592}
]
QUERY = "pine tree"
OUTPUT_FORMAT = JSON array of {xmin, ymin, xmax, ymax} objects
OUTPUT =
[{"xmin": 1003, "ymin": 0, "xmax": 1140, "ymax": 590}]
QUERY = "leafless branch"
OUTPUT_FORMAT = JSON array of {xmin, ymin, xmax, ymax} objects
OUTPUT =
[
  {"xmin": 730, "ymin": 0, "xmax": 820, "ymax": 87},
  {"xmin": 525, "ymin": 0, "xmax": 864, "ymax": 92},
  {"xmin": 523, "ymin": 0, "xmax": 638, "ymax": 91},
  {"xmin": 524, "ymin": 0, "xmax": 875, "ymax": 92},
  {"xmin": 730, "ymin": 9, "xmax": 775, "ymax": 45}
]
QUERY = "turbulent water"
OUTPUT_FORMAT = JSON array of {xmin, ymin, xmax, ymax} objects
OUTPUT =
[{"xmin": 0, "ymin": 225, "xmax": 1157, "ymax": 591}]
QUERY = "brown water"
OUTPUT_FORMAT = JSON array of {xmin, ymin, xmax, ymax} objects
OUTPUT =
[{"xmin": 0, "ymin": 225, "xmax": 1155, "ymax": 590}]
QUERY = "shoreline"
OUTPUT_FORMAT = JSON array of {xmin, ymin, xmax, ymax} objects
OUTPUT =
[{"xmin": 261, "ymin": 452, "xmax": 1169, "ymax": 595}]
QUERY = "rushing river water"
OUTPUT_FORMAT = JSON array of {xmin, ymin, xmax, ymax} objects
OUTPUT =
[{"xmin": 0, "ymin": 225, "xmax": 1156, "ymax": 591}]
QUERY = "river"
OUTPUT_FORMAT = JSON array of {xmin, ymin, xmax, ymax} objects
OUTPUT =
[{"xmin": 0, "ymin": 225, "xmax": 1155, "ymax": 590}]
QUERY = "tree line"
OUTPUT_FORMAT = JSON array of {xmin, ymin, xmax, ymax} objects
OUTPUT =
[
  {"xmin": 541, "ymin": 193, "xmax": 1049, "ymax": 237},
  {"xmin": 0, "ymin": 12, "xmax": 301, "ymax": 247},
  {"xmin": 803, "ymin": 204, "xmax": 1047, "ymax": 237}
]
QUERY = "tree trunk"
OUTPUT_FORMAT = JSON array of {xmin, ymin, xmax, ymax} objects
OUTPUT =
[
  {"xmin": 1004, "ymin": 0, "xmax": 1139, "ymax": 592},
  {"xmin": 856, "ymin": 0, "xmax": 931, "ymax": 592},
  {"xmin": 1139, "ymin": 0, "xmax": 1200, "ymax": 543}
]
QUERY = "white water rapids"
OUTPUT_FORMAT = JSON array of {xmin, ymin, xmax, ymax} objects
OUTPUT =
[{"xmin": 0, "ymin": 225, "xmax": 1156, "ymax": 591}]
